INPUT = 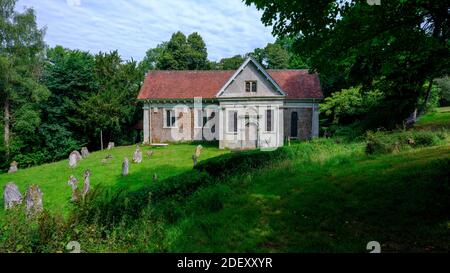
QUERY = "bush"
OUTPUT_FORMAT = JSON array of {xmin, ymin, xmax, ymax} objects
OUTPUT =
[
  {"xmin": 365, "ymin": 130, "xmax": 446, "ymax": 155},
  {"xmin": 194, "ymin": 147, "xmax": 293, "ymax": 178}
]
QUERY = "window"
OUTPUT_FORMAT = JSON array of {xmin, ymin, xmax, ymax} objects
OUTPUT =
[
  {"xmin": 266, "ymin": 109, "xmax": 273, "ymax": 132},
  {"xmin": 245, "ymin": 81, "xmax": 257, "ymax": 92},
  {"xmin": 165, "ymin": 109, "xmax": 176, "ymax": 128},
  {"xmin": 228, "ymin": 111, "xmax": 238, "ymax": 133}
]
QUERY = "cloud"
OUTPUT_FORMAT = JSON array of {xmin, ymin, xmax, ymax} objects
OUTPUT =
[
  {"xmin": 16, "ymin": 0, "xmax": 275, "ymax": 62},
  {"xmin": 66, "ymin": 0, "xmax": 81, "ymax": 7}
]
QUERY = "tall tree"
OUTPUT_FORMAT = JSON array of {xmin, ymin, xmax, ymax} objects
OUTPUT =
[
  {"xmin": 246, "ymin": 0, "xmax": 450, "ymax": 127},
  {"xmin": 156, "ymin": 31, "xmax": 209, "ymax": 70},
  {"xmin": 0, "ymin": 0, "xmax": 49, "ymax": 159}
]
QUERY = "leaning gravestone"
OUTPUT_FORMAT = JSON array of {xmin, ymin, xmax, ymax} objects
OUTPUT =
[
  {"xmin": 132, "ymin": 146, "xmax": 143, "ymax": 163},
  {"xmin": 82, "ymin": 170, "xmax": 91, "ymax": 198},
  {"xmin": 4, "ymin": 182, "xmax": 23, "ymax": 210},
  {"xmin": 81, "ymin": 147, "xmax": 90, "ymax": 158},
  {"xmin": 8, "ymin": 161, "xmax": 18, "ymax": 173},
  {"xmin": 122, "ymin": 158, "xmax": 129, "ymax": 176},
  {"xmin": 69, "ymin": 152, "xmax": 78, "ymax": 168},
  {"xmin": 146, "ymin": 150, "xmax": 154, "ymax": 158},
  {"xmin": 25, "ymin": 185, "xmax": 43, "ymax": 217},
  {"xmin": 67, "ymin": 175, "xmax": 79, "ymax": 202},
  {"xmin": 195, "ymin": 145, "xmax": 203, "ymax": 158},
  {"xmin": 107, "ymin": 142, "xmax": 115, "ymax": 150}
]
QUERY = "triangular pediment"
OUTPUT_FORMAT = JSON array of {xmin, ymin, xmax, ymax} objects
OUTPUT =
[{"xmin": 216, "ymin": 57, "xmax": 285, "ymax": 98}]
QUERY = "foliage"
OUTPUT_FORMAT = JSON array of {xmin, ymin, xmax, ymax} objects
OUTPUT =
[
  {"xmin": 157, "ymin": 31, "xmax": 209, "ymax": 70},
  {"xmin": 0, "ymin": 0, "xmax": 49, "ymax": 167},
  {"xmin": 320, "ymin": 86, "xmax": 384, "ymax": 125},
  {"xmin": 246, "ymin": 0, "xmax": 450, "ymax": 127},
  {"xmin": 435, "ymin": 76, "xmax": 450, "ymax": 105},
  {"xmin": 365, "ymin": 129, "xmax": 446, "ymax": 155}
]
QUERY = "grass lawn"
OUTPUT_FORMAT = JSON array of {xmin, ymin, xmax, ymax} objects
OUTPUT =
[
  {"xmin": 166, "ymin": 142, "xmax": 450, "ymax": 252},
  {"xmin": 0, "ymin": 143, "xmax": 228, "ymax": 217},
  {"xmin": 416, "ymin": 106, "xmax": 450, "ymax": 129}
]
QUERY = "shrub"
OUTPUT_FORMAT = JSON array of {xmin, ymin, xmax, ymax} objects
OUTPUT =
[
  {"xmin": 194, "ymin": 147, "xmax": 293, "ymax": 178},
  {"xmin": 365, "ymin": 130, "xmax": 446, "ymax": 155}
]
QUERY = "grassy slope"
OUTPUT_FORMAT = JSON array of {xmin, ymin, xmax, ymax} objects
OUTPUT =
[
  {"xmin": 0, "ymin": 144, "xmax": 227, "ymax": 216},
  {"xmin": 163, "ymin": 109, "xmax": 450, "ymax": 252},
  {"xmin": 166, "ymin": 142, "xmax": 449, "ymax": 252},
  {"xmin": 416, "ymin": 106, "xmax": 450, "ymax": 129}
]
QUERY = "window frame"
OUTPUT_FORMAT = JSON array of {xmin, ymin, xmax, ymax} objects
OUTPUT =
[
  {"xmin": 245, "ymin": 81, "xmax": 257, "ymax": 93},
  {"xmin": 164, "ymin": 109, "xmax": 177, "ymax": 128},
  {"xmin": 265, "ymin": 109, "xmax": 274, "ymax": 132},
  {"xmin": 227, "ymin": 110, "xmax": 238, "ymax": 134}
]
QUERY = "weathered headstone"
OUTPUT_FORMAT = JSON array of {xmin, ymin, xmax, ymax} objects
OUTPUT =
[
  {"xmin": 25, "ymin": 185, "xmax": 43, "ymax": 217},
  {"xmin": 132, "ymin": 146, "xmax": 142, "ymax": 163},
  {"xmin": 3, "ymin": 182, "xmax": 23, "ymax": 210},
  {"xmin": 8, "ymin": 161, "xmax": 18, "ymax": 173},
  {"xmin": 81, "ymin": 147, "xmax": 90, "ymax": 158},
  {"xmin": 72, "ymin": 150, "xmax": 82, "ymax": 161},
  {"xmin": 107, "ymin": 142, "xmax": 115, "ymax": 150},
  {"xmin": 122, "ymin": 158, "xmax": 129, "ymax": 176},
  {"xmin": 105, "ymin": 154, "xmax": 113, "ymax": 159},
  {"xmin": 67, "ymin": 175, "xmax": 79, "ymax": 202},
  {"xmin": 69, "ymin": 152, "xmax": 78, "ymax": 168},
  {"xmin": 146, "ymin": 150, "xmax": 154, "ymax": 158},
  {"xmin": 101, "ymin": 159, "xmax": 108, "ymax": 165},
  {"xmin": 195, "ymin": 145, "xmax": 203, "ymax": 158},
  {"xmin": 82, "ymin": 170, "xmax": 91, "ymax": 198},
  {"xmin": 152, "ymin": 173, "xmax": 158, "ymax": 182}
]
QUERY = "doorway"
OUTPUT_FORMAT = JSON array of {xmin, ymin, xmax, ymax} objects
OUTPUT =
[{"xmin": 291, "ymin": 112, "xmax": 298, "ymax": 138}]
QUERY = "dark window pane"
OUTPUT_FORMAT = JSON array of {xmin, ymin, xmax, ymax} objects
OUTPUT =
[
  {"xmin": 252, "ymin": 81, "xmax": 257, "ymax": 92},
  {"xmin": 266, "ymin": 109, "xmax": 272, "ymax": 131},
  {"xmin": 166, "ymin": 110, "xmax": 171, "ymax": 127},
  {"xmin": 245, "ymin": 82, "xmax": 250, "ymax": 92},
  {"xmin": 233, "ymin": 112, "xmax": 238, "ymax": 132}
]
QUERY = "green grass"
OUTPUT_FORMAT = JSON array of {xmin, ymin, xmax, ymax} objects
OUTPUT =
[
  {"xmin": 1, "ymin": 108, "xmax": 449, "ymax": 253},
  {"xmin": 0, "ymin": 143, "xmax": 228, "ymax": 217},
  {"xmin": 416, "ymin": 106, "xmax": 450, "ymax": 129},
  {"xmin": 165, "ymin": 141, "xmax": 450, "ymax": 252}
]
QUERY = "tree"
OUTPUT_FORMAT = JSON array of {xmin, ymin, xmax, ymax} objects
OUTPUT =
[
  {"xmin": 76, "ymin": 51, "xmax": 141, "ymax": 148},
  {"xmin": 156, "ymin": 31, "xmax": 209, "ymax": 70},
  {"xmin": 246, "ymin": 0, "xmax": 450, "ymax": 127},
  {"xmin": 138, "ymin": 42, "xmax": 166, "ymax": 74},
  {"xmin": 0, "ymin": 0, "xmax": 49, "ymax": 159},
  {"xmin": 216, "ymin": 55, "xmax": 246, "ymax": 70}
]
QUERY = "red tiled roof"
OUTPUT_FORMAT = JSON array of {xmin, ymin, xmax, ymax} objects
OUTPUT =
[{"xmin": 137, "ymin": 70, "xmax": 323, "ymax": 100}]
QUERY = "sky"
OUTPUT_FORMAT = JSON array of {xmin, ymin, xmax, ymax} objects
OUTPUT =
[{"xmin": 15, "ymin": 0, "xmax": 275, "ymax": 62}]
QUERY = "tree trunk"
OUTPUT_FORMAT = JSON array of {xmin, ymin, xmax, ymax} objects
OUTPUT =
[
  {"xmin": 4, "ymin": 98, "xmax": 10, "ymax": 158},
  {"xmin": 100, "ymin": 130, "xmax": 103, "ymax": 150},
  {"xmin": 423, "ymin": 79, "xmax": 433, "ymax": 111}
]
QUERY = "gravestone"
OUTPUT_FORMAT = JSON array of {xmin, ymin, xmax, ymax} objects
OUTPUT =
[
  {"xmin": 69, "ymin": 152, "xmax": 78, "ymax": 168},
  {"xmin": 101, "ymin": 159, "xmax": 108, "ymax": 165},
  {"xmin": 25, "ymin": 185, "xmax": 43, "ymax": 217},
  {"xmin": 8, "ymin": 161, "xmax": 18, "ymax": 173},
  {"xmin": 67, "ymin": 175, "xmax": 79, "ymax": 202},
  {"xmin": 72, "ymin": 150, "xmax": 82, "ymax": 161},
  {"xmin": 105, "ymin": 154, "xmax": 113, "ymax": 159},
  {"xmin": 146, "ymin": 150, "xmax": 154, "ymax": 158},
  {"xmin": 122, "ymin": 158, "xmax": 129, "ymax": 176},
  {"xmin": 107, "ymin": 142, "xmax": 115, "ymax": 150},
  {"xmin": 195, "ymin": 145, "xmax": 203, "ymax": 158},
  {"xmin": 152, "ymin": 173, "xmax": 158, "ymax": 182},
  {"xmin": 3, "ymin": 182, "xmax": 23, "ymax": 210},
  {"xmin": 82, "ymin": 170, "xmax": 91, "ymax": 198},
  {"xmin": 132, "ymin": 146, "xmax": 142, "ymax": 163},
  {"xmin": 81, "ymin": 147, "xmax": 90, "ymax": 158}
]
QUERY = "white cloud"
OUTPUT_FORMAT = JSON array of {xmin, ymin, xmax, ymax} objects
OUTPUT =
[
  {"xmin": 66, "ymin": 0, "xmax": 81, "ymax": 7},
  {"xmin": 16, "ymin": 0, "xmax": 275, "ymax": 61}
]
